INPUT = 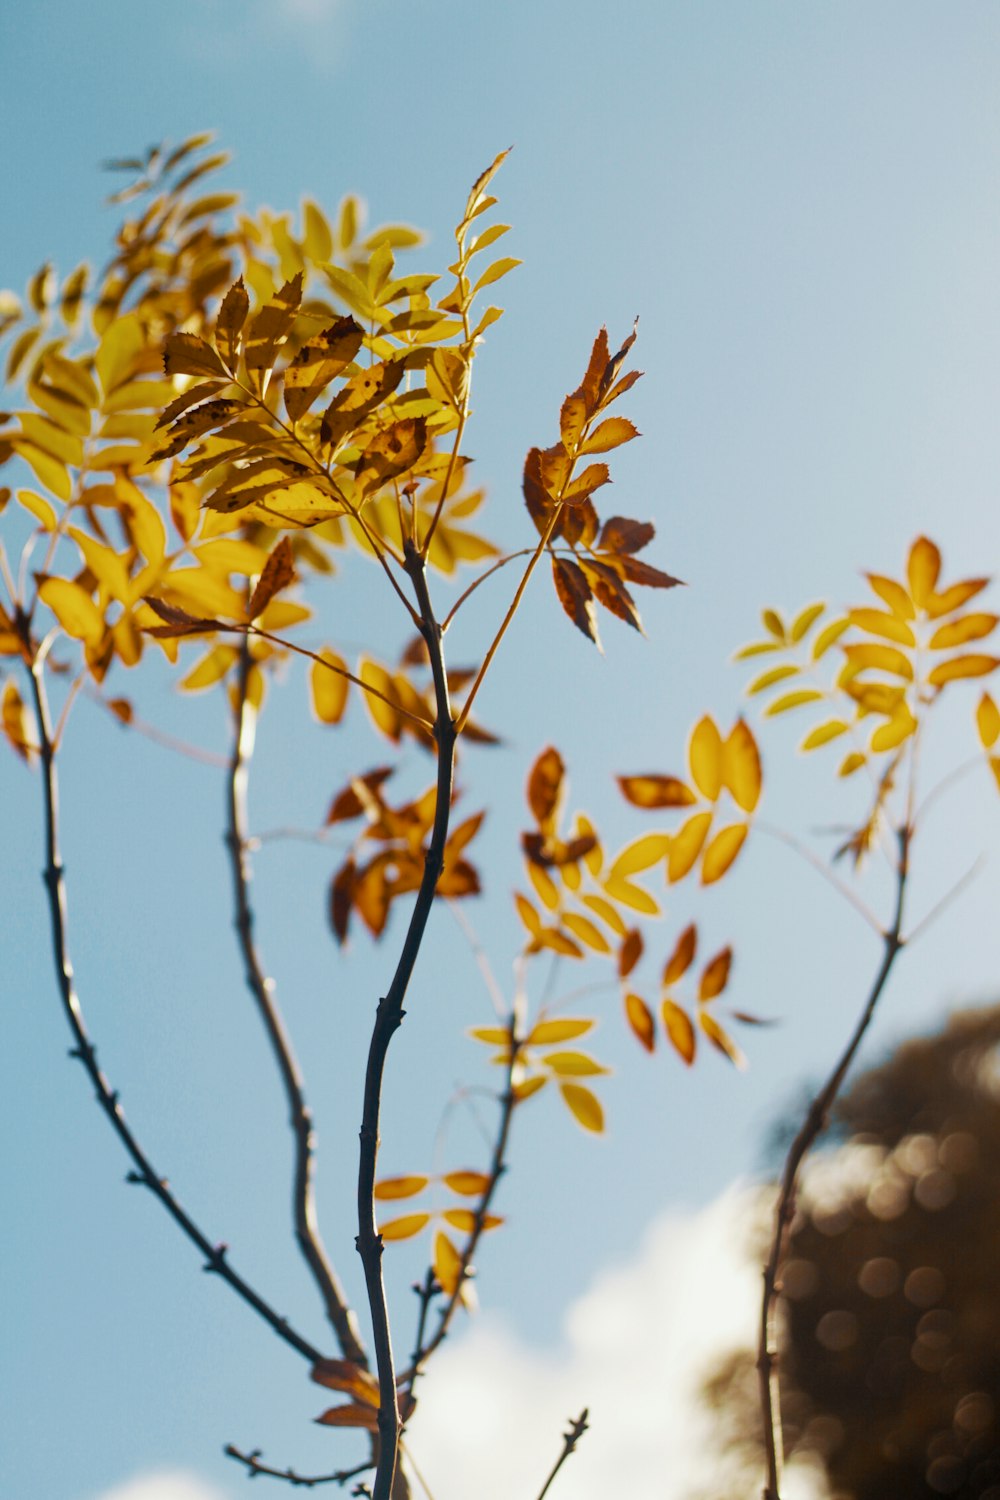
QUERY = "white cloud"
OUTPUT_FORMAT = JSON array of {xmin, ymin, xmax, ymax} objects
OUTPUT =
[
  {"xmin": 407, "ymin": 1185, "xmax": 825, "ymax": 1500},
  {"xmin": 96, "ymin": 1473, "xmax": 228, "ymax": 1500}
]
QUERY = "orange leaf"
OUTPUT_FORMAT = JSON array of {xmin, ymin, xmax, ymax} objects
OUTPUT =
[
  {"xmin": 315, "ymin": 1403, "xmax": 379, "ymax": 1431},
  {"xmin": 699, "ymin": 946, "xmax": 733, "ymax": 1000},
  {"xmin": 624, "ymin": 993, "xmax": 655, "ymax": 1052},
  {"xmin": 433, "ymin": 1230, "xmax": 465, "ymax": 1298},
  {"xmin": 617, "ymin": 774, "xmax": 696, "ymax": 809},
  {"xmin": 373, "ymin": 1175, "xmax": 429, "ymax": 1201},
  {"xmin": 662, "ymin": 923, "xmax": 697, "ymax": 986},
  {"xmin": 662, "ymin": 1000, "xmax": 695, "ymax": 1064},
  {"xmin": 699, "ymin": 1011, "xmax": 746, "ymax": 1069},
  {"xmin": 379, "ymin": 1212, "xmax": 431, "ymax": 1242},
  {"xmin": 247, "ymin": 536, "xmax": 295, "ymax": 620},
  {"xmin": 866, "ymin": 573, "xmax": 915, "ymax": 620},
  {"xmin": 618, "ymin": 928, "xmax": 643, "ymax": 979},
  {"xmin": 527, "ymin": 746, "xmax": 564, "ymax": 831},
  {"xmin": 443, "ymin": 1171, "xmax": 492, "ymax": 1197}
]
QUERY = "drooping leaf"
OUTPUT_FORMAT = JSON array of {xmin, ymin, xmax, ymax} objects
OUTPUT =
[
  {"xmin": 720, "ymin": 719, "xmax": 762, "ymax": 813},
  {"xmin": 699, "ymin": 946, "xmax": 733, "ymax": 1000},
  {"xmin": 662, "ymin": 923, "xmax": 697, "ymax": 986},
  {"xmin": 526, "ymin": 746, "xmax": 565, "ymax": 831},
  {"xmin": 37, "ymin": 577, "xmax": 104, "ymax": 644},
  {"xmin": 617, "ymin": 927, "xmax": 644, "ymax": 979},
  {"xmin": 624, "ymin": 993, "xmax": 656, "ymax": 1053},
  {"xmin": 603, "ymin": 873, "xmax": 660, "ymax": 915},
  {"xmin": 700, "ymin": 823, "xmax": 748, "ymax": 884},
  {"xmin": 561, "ymin": 911, "xmax": 611, "ymax": 953},
  {"xmin": 662, "ymin": 1000, "xmax": 695, "ymax": 1064},
  {"xmin": 559, "ymin": 1082, "xmax": 604, "ymax": 1133},
  {"xmin": 432, "ymin": 1230, "xmax": 465, "ymax": 1299},
  {"xmin": 699, "ymin": 1012, "xmax": 746, "ymax": 1068},
  {"xmin": 667, "ymin": 811, "xmax": 713, "ymax": 882},
  {"xmin": 552, "ymin": 556, "xmax": 599, "ymax": 645}
]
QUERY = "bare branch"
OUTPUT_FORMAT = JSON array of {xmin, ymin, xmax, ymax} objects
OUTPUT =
[
  {"xmin": 356, "ymin": 541, "xmax": 458, "ymax": 1500},
  {"xmin": 534, "ymin": 1410, "xmax": 590, "ymax": 1500},
  {"xmin": 757, "ymin": 821, "xmax": 910, "ymax": 1499},
  {"xmin": 227, "ymin": 634, "xmax": 367, "ymax": 1365},
  {"xmin": 225, "ymin": 1444, "xmax": 370, "ymax": 1488},
  {"xmin": 25, "ymin": 651, "xmax": 324, "ymax": 1367}
]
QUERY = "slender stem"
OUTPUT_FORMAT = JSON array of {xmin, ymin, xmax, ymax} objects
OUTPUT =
[
  {"xmin": 454, "ymin": 507, "xmax": 564, "ymax": 736},
  {"xmin": 85, "ymin": 683, "xmax": 229, "ymax": 767},
  {"xmin": 757, "ymin": 822, "xmax": 910, "ymax": 1500},
  {"xmin": 440, "ymin": 549, "xmax": 536, "ymax": 631},
  {"xmin": 754, "ymin": 820, "xmax": 883, "ymax": 935},
  {"xmin": 905, "ymin": 852, "xmax": 985, "ymax": 945},
  {"xmin": 399, "ymin": 1028, "xmax": 518, "ymax": 1384},
  {"xmin": 534, "ymin": 1410, "xmax": 590, "ymax": 1500},
  {"xmin": 227, "ymin": 634, "xmax": 367, "ymax": 1366},
  {"xmin": 356, "ymin": 541, "xmax": 458, "ymax": 1500},
  {"xmin": 224, "ymin": 1444, "xmax": 370, "ymax": 1488},
  {"xmin": 25, "ymin": 651, "xmax": 323, "ymax": 1365},
  {"xmin": 247, "ymin": 628, "xmax": 434, "ymax": 733}
]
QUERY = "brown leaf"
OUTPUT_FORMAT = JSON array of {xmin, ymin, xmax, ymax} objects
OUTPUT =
[
  {"xmin": 244, "ymin": 274, "xmax": 304, "ymax": 390},
  {"xmin": 215, "ymin": 278, "xmax": 250, "ymax": 371},
  {"xmin": 598, "ymin": 515, "xmax": 654, "ymax": 555},
  {"xmin": 329, "ymin": 857, "xmax": 357, "ymax": 945},
  {"xmin": 326, "ymin": 767, "xmax": 395, "ymax": 825},
  {"xmin": 618, "ymin": 927, "xmax": 643, "ymax": 979},
  {"xmin": 320, "ymin": 359, "xmax": 405, "ymax": 451},
  {"xmin": 356, "ymin": 417, "xmax": 428, "ymax": 495},
  {"xmin": 617, "ymin": 774, "xmax": 697, "ymax": 809},
  {"xmin": 163, "ymin": 332, "xmax": 228, "ymax": 380},
  {"xmin": 247, "ymin": 537, "xmax": 296, "ymax": 620},
  {"xmin": 580, "ymin": 559, "xmax": 642, "ymax": 632},
  {"xmin": 526, "ymin": 746, "xmax": 565, "ymax": 832},
  {"xmin": 283, "ymin": 316, "xmax": 364, "ymax": 422},
  {"xmin": 552, "ymin": 556, "xmax": 600, "ymax": 646},
  {"xmin": 522, "ymin": 446, "xmax": 561, "ymax": 538},
  {"xmin": 142, "ymin": 597, "xmax": 226, "ymax": 638},
  {"xmin": 618, "ymin": 555, "xmax": 684, "ymax": 590}
]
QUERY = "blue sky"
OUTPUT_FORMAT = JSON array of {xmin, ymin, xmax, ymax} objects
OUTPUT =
[{"xmin": 3, "ymin": 4, "xmax": 1000, "ymax": 1498}]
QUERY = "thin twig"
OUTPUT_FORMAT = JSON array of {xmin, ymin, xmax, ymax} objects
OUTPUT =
[
  {"xmin": 24, "ymin": 649, "xmax": 323, "ymax": 1366},
  {"xmin": 248, "ymin": 628, "xmax": 435, "ymax": 733},
  {"xmin": 757, "ymin": 821, "xmax": 910, "ymax": 1500},
  {"xmin": 534, "ymin": 1410, "xmax": 590, "ymax": 1500},
  {"xmin": 227, "ymin": 633, "xmax": 367, "ymax": 1365},
  {"xmin": 400, "ymin": 1016, "xmax": 519, "ymax": 1386},
  {"xmin": 356, "ymin": 541, "xmax": 458, "ymax": 1500},
  {"xmin": 224, "ymin": 1444, "xmax": 370, "ymax": 1488},
  {"xmin": 440, "ymin": 549, "xmax": 535, "ymax": 631},
  {"xmin": 905, "ymin": 853, "xmax": 986, "ymax": 945},
  {"xmin": 84, "ymin": 682, "xmax": 229, "ymax": 767},
  {"xmin": 755, "ymin": 819, "xmax": 884, "ymax": 935}
]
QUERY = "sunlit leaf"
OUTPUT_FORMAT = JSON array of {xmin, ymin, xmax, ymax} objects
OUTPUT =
[
  {"xmin": 244, "ymin": 273, "xmax": 304, "ymax": 392},
  {"xmin": 790, "ymin": 602, "xmax": 825, "ymax": 642},
  {"xmin": 561, "ymin": 911, "xmax": 611, "ymax": 953},
  {"xmin": 866, "ymin": 572, "xmax": 916, "ymax": 620},
  {"xmin": 2, "ymin": 679, "xmax": 35, "ymax": 761},
  {"xmin": 747, "ymin": 663, "xmax": 799, "ymax": 696},
  {"xmin": 907, "ymin": 536, "xmax": 941, "ymax": 608},
  {"xmin": 699, "ymin": 946, "xmax": 732, "ymax": 1000},
  {"xmin": 800, "ymin": 719, "xmax": 848, "ymax": 751},
  {"xmin": 379, "ymin": 1212, "xmax": 431, "ymax": 1241},
  {"xmin": 442, "ymin": 1209, "xmax": 503, "ymax": 1233},
  {"xmin": 284, "ymin": 317, "xmax": 364, "ymax": 422},
  {"xmin": 443, "ymin": 1171, "xmax": 492, "ymax": 1197},
  {"xmin": 928, "ymin": 614, "xmax": 998, "ymax": 650},
  {"xmin": 215, "ymin": 279, "xmax": 250, "ymax": 371},
  {"xmin": 927, "ymin": 654, "xmax": 999, "ymax": 686},
  {"xmin": 469, "ymin": 1026, "xmax": 512, "ymax": 1046},
  {"xmin": 552, "ymin": 556, "xmax": 599, "ymax": 645},
  {"xmin": 976, "ymin": 693, "xmax": 1000, "ymax": 750},
  {"xmin": 559, "ymin": 1082, "xmax": 604, "ymax": 1133},
  {"xmin": 699, "ymin": 1012, "xmax": 746, "ymax": 1069},
  {"xmin": 667, "ymin": 811, "xmax": 713, "ymax": 883},
  {"xmin": 847, "ymin": 609, "xmax": 916, "ymax": 647},
  {"xmin": 247, "ymin": 536, "xmax": 295, "ymax": 620},
  {"xmin": 926, "ymin": 578, "xmax": 989, "ymax": 618},
  {"xmin": 163, "ymin": 331, "xmax": 228, "ymax": 381},
  {"xmin": 515, "ymin": 892, "xmax": 542, "ymax": 936},
  {"xmin": 608, "ymin": 833, "xmax": 671, "ymax": 880},
  {"xmin": 688, "ymin": 715, "xmax": 723, "ymax": 800},
  {"xmin": 662, "ymin": 1000, "xmax": 695, "ymax": 1064},
  {"xmin": 17, "ymin": 489, "xmax": 57, "ymax": 531},
  {"xmin": 720, "ymin": 719, "xmax": 762, "ymax": 813},
  {"xmin": 838, "ymin": 751, "xmax": 867, "ymax": 777},
  {"xmin": 37, "ymin": 577, "xmax": 103, "ymax": 644},
  {"xmin": 764, "ymin": 688, "xmax": 824, "ymax": 716},
  {"xmin": 543, "ymin": 1050, "xmax": 608, "ymax": 1077},
  {"xmin": 315, "ymin": 1403, "xmax": 379, "ymax": 1431},
  {"xmin": 662, "ymin": 924, "xmax": 697, "ymax": 986},
  {"xmin": 581, "ymin": 893, "xmax": 627, "ymax": 936},
  {"xmin": 811, "ymin": 617, "xmax": 849, "ymax": 660},
  {"xmin": 616, "ymin": 774, "xmax": 696, "ymax": 809},
  {"xmin": 432, "ymin": 1230, "xmax": 464, "ymax": 1299},
  {"xmin": 869, "ymin": 703, "xmax": 917, "ymax": 752},
  {"xmin": 526, "ymin": 1018, "xmax": 594, "ymax": 1046},
  {"xmin": 842, "ymin": 642, "xmax": 913, "ymax": 680},
  {"xmin": 373, "ymin": 1175, "xmax": 430, "ymax": 1201},
  {"xmin": 603, "ymin": 873, "xmax": 660, "ymax": 915},
  {"xmin": 624, "ymin": 993, "xmax": 655, "ymax": 1053},
  {"xmin": 700, "ymin": 823, "xmax": 748, "ymax": 884},
  {"xmin": 526, "ymin": 746, "xmax": 564, "ymax": 832}
]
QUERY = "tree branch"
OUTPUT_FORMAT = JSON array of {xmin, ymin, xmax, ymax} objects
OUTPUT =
[
  {"xmin": 26, "ymin": 651, "xmax": 324, "ymax": 1367},
  {"xmin": 757, "ymin": 822, "xmax": 910, "ymax": 1500},
  {"xmin": 224, "ymin": 1444, "xmax": 370, "ymax": 1488},
  {"xmin": 534, "ymin": 1410, "xmax": 590, "ymax": 1500},
  {"xmin": 227, "ymin": 634, "xmax": 367, "ymax": 1366},
  {"xmin": 356, "ymin": 541, "xmax": 458, "ymax": 1500}
]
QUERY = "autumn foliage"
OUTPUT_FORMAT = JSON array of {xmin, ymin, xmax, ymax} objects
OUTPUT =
[{"xmin": 2, "ymin": 135, "xmax": 997, "ymax": 1500}]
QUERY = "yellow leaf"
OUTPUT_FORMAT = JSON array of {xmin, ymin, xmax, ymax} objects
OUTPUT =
[
  {"xmin": 358, "ymin": 657, "xmax": 401, "ymax": 741},
  {"xmin": 2, "ymin": 679, "xmax": 36, "ymax": 761},
  {"xmin": 847, "ymin": 609, "xmax": 916, "ymax": 647},
  {"xmin": 928, "ymin": 614, "xmax": 998, "ymax": 650},
  {"xmin": 542, "ymin": 1051, "xmax": 609, "ymax": 1077},
  {"xmin": 442, "ymin": 1208, "xmax": 503, "ymax": 1233},
  {"xmin": 764, "ymin": 689, "xmax": 824, "ymax": 716},
  {"xmin": 38, "ymin": 577, "xmax": 103, "ymax": 644},
  {"xmin": 616, "ymin": 774, "xmax": 696, "ymax": 809},
  {"xmin": 180, "ymin": 644, "xmax": 238, "ymax": 693},
  {"xmin": 699, "ymin": 946, "xmax": 733, "ymax": 1000},
  {"xmin": 838, "ymin": 751, "xmax": 867, "ymax": 777},
  {"xmin": 96, "ymin": 312, "xmax": 147, "ymax": 394},
  {"xmin": 624, "ymin": 993, "xmax": 656, "ymax": 1053},
  {"xmin": 69, "ymin": 528, "xmax": 131, "ymax": 602},
  {"xmin": 537, "ymin": 927, "xmax": 584, "ymax": 958},
  {"xmin": 581, "ymin": 893, "xmax": 627, "ymax": 936},
  {"xmin": 608, "ymin": 833, "xmax": 671, "ymax": 879},
  {"xmin": 733, "ymin": 641, "xmax": 781, "ymax": 661},
  {"xmin": 667, "ymin": 811, "xmax": 713, "ymax": 883},
  {"xmin": 559, "ymin": 1082, "xmax": 604, "ymax": 1133},
  {"xmin": 442, "ymin": 1171, "xmax": 491, "ymax": 1197},
  {"xmin": 688, "ymin": 715, "xmax": 723, "ymax": 800},
  {"xmin": 379, "ymin": 1212, "xmax": 431, "ymax": 1242},
  {"xmin": 699, "ymin": 1012, "xmax": 746, "ymax": 1069},
  {"xmin": 527, "ymin": 859, "xmax": 560, "ymax": 910},
  {"xmin": 471, "ymin": 256, "xmax": 521, "ymax": 294},
  {"xmin": 16, "ymin": 489, "xmax": 57, "ymax": 530},
  {"xmin": 800, "ymin": 719, "xmax": 848, "ymax": 751},
  {"xmin": 926, "ymin": 578, "xmax": 989, "ymax": 619},
  {"xmin": 11, "ymin": 439, "xmax": 70, "ymax": 500},
  {"xmin": 603, "ymin": 873, "xmax": 660, "ymax": 915},
  {"xmin": 976, "ymin": 693, "xmax": 1000, "ymax": 750},
  {"xmin": 373, "ymin": 1175, "xmax": 429, "ymax": 1201},
  {"xmin": 761, "ymin": 608, "xmax": 786, "ymax": 640},
  {"xmin": 662, "ymin": 1000, "xmax": 695, "ymax": 1064},
  {"xmin": 866, "ymin": 572, "xmax": 915, "ymax": 620},
  {"xmin": 747, "ymin": 663, "xmax": 799, "ymax": 695},
  {"xmin": 927, "ymin": 654, "xmax": 999, "ymax": 687},
  {"xmin": 527, "ymin": 1017, "xmax": 595, "ymax": 1046},
  {"xmin": 811, "ymin": 617, "xmax": 849, "ymax": 660},
  {"xmin": 842, "ymin": 643, "xmax": 913, "ymax": 680},
  {"xmin": 515, "ymin": 892, "xmax": 542, "ymax": 935},
  {"xmin": 700, "ymin": 823, "xmax": 748, "ymax": 884},
  {"xmin": 580, "ymin": 416, "xmax": 640, "ymax": 454},
  {"xmin": 309, "ymin": 649, "xmax": 349, "ymax": 725},
  {"xmin": 469, "ymin": 1026, "xmax": 511, "ymax": 1046},
  {"xmin": 870, "ymin": 703, "xmax": 917, "ymax": 753},
  {"xmin": 790, "ymin": 602, "xmax": 825, "ymax": 642},
  {"xmin": 662, "ymin": 924, "xmax": 697, "ymax": 986},
  {"xmin": 433, "ymin": 1230, "xmax": 465, "ymax": 1298},
  {"xmin": 907, "ymin": 536, "xmax": 941, "ymax": 608},
  {"xmin": 561, "ymin": 911, "xmax": 611, "ymax": 953},
  {"xmin": 721, "ymin": 719, "xmax": 762, "ymax": 813}
]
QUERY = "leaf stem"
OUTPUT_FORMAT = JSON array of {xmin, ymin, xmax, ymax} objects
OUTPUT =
[
  {"xmin": 754, "ymin": 820, "xmax": 883, "ymax": 935},
  {"xmin": 227, "ymin": 633, "xmax": 367, "ymax": 1365}
]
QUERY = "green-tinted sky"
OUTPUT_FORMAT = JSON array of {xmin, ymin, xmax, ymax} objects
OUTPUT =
[{"xmin": 3, "ymin": 4, "xmax": 1000, "ymax": 1497}]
